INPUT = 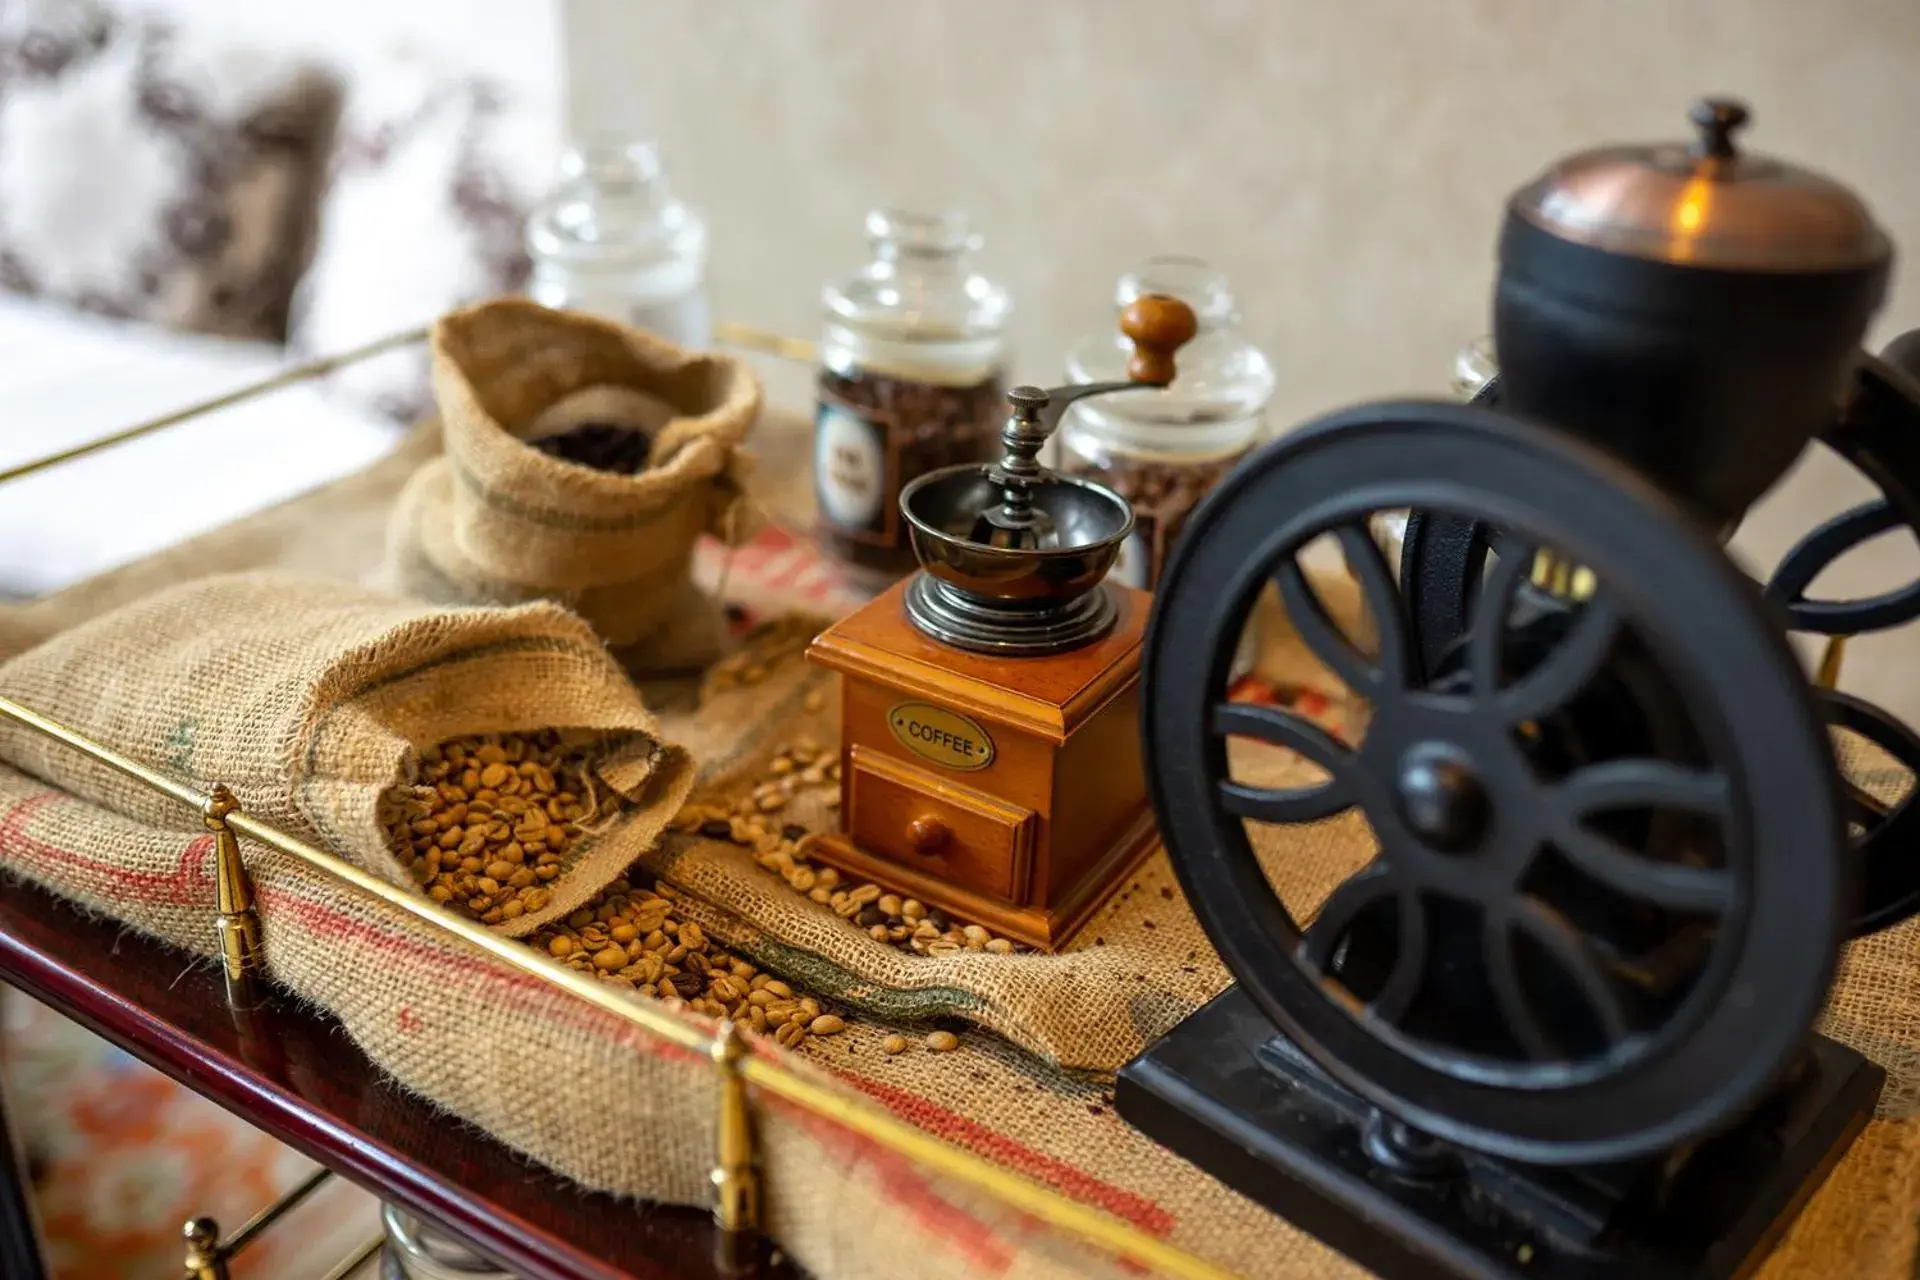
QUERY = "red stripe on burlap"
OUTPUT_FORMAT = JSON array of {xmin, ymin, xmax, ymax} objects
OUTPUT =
[
  {"xmin": 750, "ymin": 1074, "xmax": 1022, "ymax": 1273},
  {"xmin": 0, "ymin": 792, "xmax": 216, "ymax": 904},
  {"xmin": 832, "ymin": 1069, "xmax": 1178, "ymax": 1238}
]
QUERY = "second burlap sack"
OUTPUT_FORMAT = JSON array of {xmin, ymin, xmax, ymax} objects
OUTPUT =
[
  {"xmin": 386, "ymin": 299, "xmax": 762, "ymax": 673},
  {"xmin": 0, "ymin": 572, "xmax": 696, "ymax": 938}
]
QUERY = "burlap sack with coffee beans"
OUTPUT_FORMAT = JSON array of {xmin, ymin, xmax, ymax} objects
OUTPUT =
[
  {"xmin": 0, "ymin": 572, "xmax": 695, "ymax": 940},
  {"xmin": 384, "ymin": 299, "xmax": 761, "ymax": 674}
]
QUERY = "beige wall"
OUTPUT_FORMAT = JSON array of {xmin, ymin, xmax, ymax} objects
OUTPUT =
[{"xmin": 610, "ymin": 0, "xmax": 1920, "ymax": 715}]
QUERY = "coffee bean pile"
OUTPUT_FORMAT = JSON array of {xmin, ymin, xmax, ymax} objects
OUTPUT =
[
  {"xmin": 526, "ymin": 878, "xmax": 846, "ymax": 1050},
  {"xmin": 672, "ymin": 734, "xmax": 1024, "ymax": 960},
  {"xmin": 380, "ymin": 732, "xmax": 603, "ymax": 925},
  {"xmin": 529, "ymin": 421, "xmax": 652, "ymax": 474}
]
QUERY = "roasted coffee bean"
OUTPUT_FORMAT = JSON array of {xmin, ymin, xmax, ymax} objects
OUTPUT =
[
  {"xmin": 690, "ymin": 733, "xmax": 1028, "ymax": 963},
  {"xmin": 529, "ymin": 421, "xmax": 653, "ymax": 474},
  {"xmin": 1057, "ymin": 450, "xmax": 1244, "ymax": 590}
]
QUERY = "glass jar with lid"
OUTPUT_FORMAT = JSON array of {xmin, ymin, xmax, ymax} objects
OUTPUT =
[
  {"xmin": 527, "ymin": 136, "xmax": 712, "ymax": 347},
  {"xmin": 1056, "ymin": 256, "xmax": 1275, "ymax": 590},
  {"xmin": 1368, "ymin": 334, "xmax": 1500, "ymax": 569},
  {"xmin": 814, "ymin": 209, "xmax": 1012, "ymax": 586},
  {"xmin": 1451, "ymin": 334, "xmax": 1498, "ymax": 399}
]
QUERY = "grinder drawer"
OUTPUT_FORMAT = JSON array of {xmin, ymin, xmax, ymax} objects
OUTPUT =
[{"xmin": 847, "ymin": 746, "xmax": 1036, "ymax": 903}]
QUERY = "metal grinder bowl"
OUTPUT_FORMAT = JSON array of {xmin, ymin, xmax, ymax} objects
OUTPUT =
[
  {"xmin": 894, "ymin": 293, "xmax": 1197, "ymax": 656},
  {"xmin": 899, "ymin": 465, "xmax": 1134, "ymax": 655}
]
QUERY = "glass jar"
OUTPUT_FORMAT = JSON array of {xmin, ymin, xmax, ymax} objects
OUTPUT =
[
  {"xmin": 381, "ymin": 1203, "xmax": 525, "ymax": 1279},
  {"xmin": 527, "ymin": 137, "xmax": 711, "ymax": 346},
  {"xmin": 1056, "ymin": 257, "xmax": 1275, "ymax": 590},
  {"xmin": 1369, "ymin": 335, "xmax": 1499, "ymax": 571},
  {"xmin": 814, "ymin": 209, "xmax": 1012, "ymax": 586},
  {"xmin": 1450, "ymin": 334, "xmax": 1498, "ymax": 399}
]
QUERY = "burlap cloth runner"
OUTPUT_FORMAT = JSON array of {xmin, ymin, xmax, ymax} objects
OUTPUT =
[{"xmin": 0, "ymin": 432, "xmax": 1912, "ymax": 1278}]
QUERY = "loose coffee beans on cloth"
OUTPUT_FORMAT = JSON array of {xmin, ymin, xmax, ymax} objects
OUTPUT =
[
  {"xmin": 637, "ymin": 585, "xmax": 1367, "ymax": 1073},
  {"xmin": 385, "ymin": 299, "xmax": 762, "ymax": 675},
  {"xmin": 0, "ymin": 573, "xmax": 695, "ymax": 939}
]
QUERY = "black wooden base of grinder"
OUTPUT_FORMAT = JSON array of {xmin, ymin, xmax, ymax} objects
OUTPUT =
[{"xmin": 1116, "ymin": 988, "xmax": 1883, "ymax": 1280}]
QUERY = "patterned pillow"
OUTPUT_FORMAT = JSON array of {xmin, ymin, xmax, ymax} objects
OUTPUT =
[
  {"xmin": 289, "ymin": 48, "xmax": 558, "ymax": 423},
  {"xmin": 0, "ymin": 0, "xmax": 340, "ymax": 342}
]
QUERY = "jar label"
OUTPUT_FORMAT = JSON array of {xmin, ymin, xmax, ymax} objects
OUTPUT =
[
  {"xmin": 815, "ymin": 401, "xmax": 891, "ymax": 536},
  {"xmin": 886, "ymin": 702, "xmax": 995, "ymax": 772}
]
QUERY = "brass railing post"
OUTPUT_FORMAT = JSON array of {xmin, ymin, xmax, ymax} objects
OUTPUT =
[
  {"xmin": 181, "ymin": 1217, "xmax": 228, "ymax": 1280},
  {"xmin": 203, "ymin": 785, "xmax": 263, "ymax": 1009},
  {"xmin": 710, "ymin": 1021, "xmax": 761, "ymax": 1269}
]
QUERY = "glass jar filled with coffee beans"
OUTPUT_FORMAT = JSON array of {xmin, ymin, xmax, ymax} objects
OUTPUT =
[
  {"xmin": 814, "ymin": 210, "xmax": 1012, "ymax": 586},
  {"xmin": 1056, "ymin": 256, "xmax": 1275, "ymax": 590}
]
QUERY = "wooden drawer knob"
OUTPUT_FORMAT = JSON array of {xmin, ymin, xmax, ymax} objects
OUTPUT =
[{"xmin": 907, "ymin": 816, "xmax": 951, "ymax": 854}]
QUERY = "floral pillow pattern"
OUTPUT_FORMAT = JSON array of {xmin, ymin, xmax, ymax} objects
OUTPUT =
[
  {"xmin": 289, "ymin": 48, "xmax": 558, "ymax": 423},
  {"xmin": 0, "ymin": 0, "xmax": 340, "ymax": 342}
]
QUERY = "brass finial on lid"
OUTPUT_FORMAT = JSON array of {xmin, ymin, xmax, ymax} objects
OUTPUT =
[{"xmin": 1688, "ymin": 98, "xmax": 1749, "ymax": 160}]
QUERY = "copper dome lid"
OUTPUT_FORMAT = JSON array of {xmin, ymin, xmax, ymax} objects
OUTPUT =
[{"xmin": 1508, "ymin": 99, "xmax": 1890, "ymax": 272}]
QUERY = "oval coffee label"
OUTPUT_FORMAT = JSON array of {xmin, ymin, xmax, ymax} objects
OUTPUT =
[
  {"xmin": 887, "ymin": 702, "xmax": 995, "ymax": 772},
  {"xmin": 814, "ymin": 402, "xmax": 887, "ymax": 531}
]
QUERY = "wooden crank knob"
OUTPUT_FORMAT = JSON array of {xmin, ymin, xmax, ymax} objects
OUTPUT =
[
  {"xmin": 907, "ymin": 815, "xmax": 951, "ymax": 855},
  {"xmin": 1121, "ymin": 293, "xmax": 1199, "ymax": 385}
]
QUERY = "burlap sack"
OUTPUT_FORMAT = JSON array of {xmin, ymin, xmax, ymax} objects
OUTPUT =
[
  {"xmin": 0, "ymin": 765, "xmax": 1145, "ymax": 1280},
  {"xmin": 0, "ymin": 572, "xmax": 696, "ymax": 938},
  {"xmin": 384, "ymin": 299, "xmax": 761, "ymax": 670}
]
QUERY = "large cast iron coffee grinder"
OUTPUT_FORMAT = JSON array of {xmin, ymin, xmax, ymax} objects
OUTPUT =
[
  {"xmin": 1118, "ymin": 100, "xmax": 1920, "ymax": 1279},
  {"xmin": 806, "ymin": 296, "xmax": 1199, "ymax": 950}
]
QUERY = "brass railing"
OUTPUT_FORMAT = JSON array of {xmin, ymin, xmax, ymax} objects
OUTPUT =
[{"xmin": 0, "ymin": 321, "xmax": 1231, "ymax": 1280}]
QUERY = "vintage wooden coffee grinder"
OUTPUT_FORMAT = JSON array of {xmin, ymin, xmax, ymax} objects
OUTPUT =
[{"xmin": 806, "ymin": 296, "xmax": 1199, "ymax": 950}]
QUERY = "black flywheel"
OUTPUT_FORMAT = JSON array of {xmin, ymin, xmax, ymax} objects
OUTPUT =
[{"xmin": 1145, "ymin": 401, "xmax": 1848, "ymax": 1166}]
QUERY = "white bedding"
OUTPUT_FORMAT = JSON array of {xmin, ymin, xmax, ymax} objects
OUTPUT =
[{"xmin": 0, "ymin": 297, "xmax": 404, "ymax": 597}]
